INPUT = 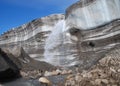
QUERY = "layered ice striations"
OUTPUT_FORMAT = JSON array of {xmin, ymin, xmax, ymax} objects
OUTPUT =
[
  {"xmin": 0, "ymin": 0, "xmax": 120, "ymax": 68},
  {"xmin": 66, "ymin": 0, "xmax": 120, "ymax": 30},
  {"xmin": 44, "ymin": 20, "xmax": 79, "ymax": 66},
  {"xmin": 44, "ymin": 0, "xmax": 120, "ymax": 67}
]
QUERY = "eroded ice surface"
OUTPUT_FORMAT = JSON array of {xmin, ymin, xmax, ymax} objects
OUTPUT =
[
  {"xmin": 44, "ymin": 20, "xmax": 79, "ymax": 66},
  {"xmin": 44, "ymin": 0, "xmax": 120, "ymax": 67},
  {"xmin": 66, "ymin": 0, "xmax": 120, "ymax": 30}
]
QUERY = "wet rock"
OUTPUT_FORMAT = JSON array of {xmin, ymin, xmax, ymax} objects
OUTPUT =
[
  {"xmin": 44, "ymin": 70, "xmax": 59, "ymax": 77},
  {"xmin": 66, "ymin": 75, "xmax": 74, "ymax": 80},
  {"xmin": 101, "ymin": 79, "xmax": 109, "ymax": 84},
  {"xmin": 0, "ymin": 48, "xmax": 20, "ymax": 82},
  {"xmin": 44, "ymin": 71, "xmax": 51, "ymax": 77},
  {"xmin": 110, "ymin": 68, "xmax": 116, "ymax": 73},
  {"xmin": 112, "ymin": 85, "xmax": 118, "ymax": 86},
  {"xmin": 117, "ymin": 69, "xmax": 120, "ymax": 73},
  {"xmin": 51, "ymin": 70, "xmax": 60, "ymax": 76},
  {"xmin": 20, "ymin": 71, "xmax": 28, "ymax": 78},
  {"xmin": 75, "ymin": 74, "xmax": 82, "ymax": 82},
  {"xmin": 55, "ymin": 69, "xmax": 62, "ymax": 74},
  {"xmin": 67, "ymin": 70, "xmax": 72, "ymax": 74},
  {"xmin": 47, "ymin": 75, "xmax": 67, "ymax": 86},
  {"xmin": 94, "ymin": 79, "xmax": 102, "ymax": 85},
  {"xmin": 82, "ymin": 71, "xmax": 92, "ymax": 78},
  {"xmin": 61, "ymin": 70, "xmax": 68, "ymax": 75},
  {"xmin": 20, "ymin": 70, "xmax": 42, "ymax": 79},
  {"xmin": 2, "ymin": 78, "xmax": 41, "ymax": 86},
  {"xmin": 39, "ymin": 77, "xmax": 52, "ymax": 86},
  {"xmin": 65, "ymin": 78, "xmax": 76, "ymax": 86},
  {"xmin": 44, "ymin": 69, "xmax": 72, "ymax": 77}
]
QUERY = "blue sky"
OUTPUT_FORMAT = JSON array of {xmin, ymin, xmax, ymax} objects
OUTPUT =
[{"xmin": 0, "ymin": 0, "xmax": 78, "ymax": 35}]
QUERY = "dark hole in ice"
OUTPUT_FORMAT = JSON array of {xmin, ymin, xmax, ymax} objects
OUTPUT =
[
  {"xmin": 74, "ymin": 64, "xmax": 79, "ymax": 67},
  {"xmin": 88, "ymin": 42, "xmax": 95, "ymax": 47},
  {"xmin": 69, "ymin": 28, "xmax": 80, "ymax": 35}
]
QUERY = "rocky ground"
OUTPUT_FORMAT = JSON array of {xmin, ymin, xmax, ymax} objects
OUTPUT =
[
  {"xmin": 65, "ymin": 48, "xmax": 120, "ymax": 86},
  {"xmin": 0, "ymin": 47, "xmax": 120, "ymax": 86}
]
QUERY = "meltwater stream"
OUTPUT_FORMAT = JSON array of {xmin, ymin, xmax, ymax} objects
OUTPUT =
[{"xmin": 44, "ymin": 20, "xmax": 79, "ymax": 67}]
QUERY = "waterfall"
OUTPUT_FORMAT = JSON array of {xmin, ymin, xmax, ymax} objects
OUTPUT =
[
  {"xmin": 44, "ymin": 20, "xmax": 79, "ymax": 67},
  {"xmin": 44, "ymin": 0, "xmax": 120, "ymax": 67}
]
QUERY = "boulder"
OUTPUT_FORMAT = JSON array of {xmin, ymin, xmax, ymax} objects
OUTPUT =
[
  {"xmin": 39, "ymin": 77, "xmax": 52, "ymax": 86},
  {"xmin": 0, "ymin": 48, "xmax": 20, "ymax": 82}
]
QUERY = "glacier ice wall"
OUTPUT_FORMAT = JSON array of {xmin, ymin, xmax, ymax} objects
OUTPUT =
[
  {"xmin": 0, "ymin": 0, "xmax": 120, "ymax": 68},
  {"xmin": 44, "ymin": 20, "xmax": 79, "ymax": 66},
  {"xmin": 44, "ymin": 0, "xmax": 120, "ymax": 67},
  {"xmin": 66, "ymin": 0, "xmax": 120, "ymax": 30}
]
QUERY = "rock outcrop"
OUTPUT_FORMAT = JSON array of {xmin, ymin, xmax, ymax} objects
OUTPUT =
[
  {"xmin": 0, "ymin": 48, "xmax": 20, "ymax": 82},
  {"xmin": 2, "ymin": 46, "xmax": 56, "ymax": 78}
]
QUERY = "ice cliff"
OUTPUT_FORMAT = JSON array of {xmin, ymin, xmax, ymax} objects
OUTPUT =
[
  {"xmin": 0, "ymin": 0, "xmax": 120, "ymax": 68},
  {"xmin": 0, "ymin": 14, "xmax": 64, "ymax": 61},
  {"xmin": 66, "ymin": 0, "xmax": 120, "ymax": 29}
]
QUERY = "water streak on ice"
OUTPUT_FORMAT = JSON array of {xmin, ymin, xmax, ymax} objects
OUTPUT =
[
  {"xmin": 66, "ymin": 0, "xmax": 120, "ymax": 30},
  {"xmin": 44, "ymin": 20, "xmax": 78, "ymax": 66}
]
